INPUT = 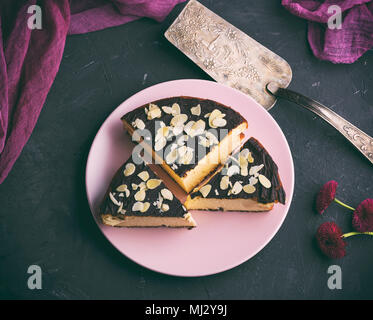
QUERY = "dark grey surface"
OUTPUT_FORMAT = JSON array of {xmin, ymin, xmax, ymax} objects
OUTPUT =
[{"xmin": 1, "ymin": 0, "xmax": 372, "ymax": 300}]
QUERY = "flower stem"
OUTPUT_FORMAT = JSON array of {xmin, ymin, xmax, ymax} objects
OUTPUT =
[
  {"xmin": 334, "ymin": 198, "xmax": 355, "ymax": 211},
  {"xmin": 342, "ymin": 232, "xmax": 373, "ymax": 238}
]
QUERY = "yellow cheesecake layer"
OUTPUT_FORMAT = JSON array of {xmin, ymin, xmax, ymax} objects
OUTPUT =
[
  {"xmin": 102, "ymin": 213, "xmax": 196, "ymax": 228},
  {"xmin": 184, "ymin": 197, "xmax": 274, "ymax": 212}
]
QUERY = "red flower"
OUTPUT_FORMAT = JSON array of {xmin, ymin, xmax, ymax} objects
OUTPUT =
[
  {"xmin": 316, "ymin": 180, "xmax": 338, "ymax": 214},
  {"xmin": 316, "ymin": 222, "xmax": 346, "ymax": 259},
  {"xmin": 352, "ymin": 199, "xmax": 373, "ymax": 232}
]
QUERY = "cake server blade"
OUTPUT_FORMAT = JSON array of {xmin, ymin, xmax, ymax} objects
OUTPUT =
[
  {"xmin": 165, "ymin": 0, "xmax": 373, "ymax": 165},
  {"xmin": 165, "ymin": 0, "xmax": 292, "ymax": 110}
]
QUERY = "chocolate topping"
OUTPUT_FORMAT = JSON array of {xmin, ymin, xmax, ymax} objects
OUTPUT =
[
  {"xmin": 190, "ymin": 137, "xmax": 286, "ymax": 204},
  {"xmin": 121, "ymin": 96, "xmax": 246, "ymax": 177},
  {"xmin": 100, "ymin": 158, "xmax": 188, "ymax": 219}
]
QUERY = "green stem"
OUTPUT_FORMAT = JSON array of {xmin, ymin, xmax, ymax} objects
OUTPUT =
[
  {"xmin": 334, "ymin": 198, "xmax": 355, "ymax": 211},
  {"xmin": 342, "ymin": 232, "xmax": 373, "ymax": 238}
]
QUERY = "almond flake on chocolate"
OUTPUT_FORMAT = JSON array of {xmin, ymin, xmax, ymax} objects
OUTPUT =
[
  {"xmin": 138, "ymin": 171, "xmax": 149, "ymax": 182},
  {"xmin": 141, "ymin": 202, "xmax": 150, "ymax": 212},
  {"xmin": 132, "ymin": 202, "xmax": 143, "ymax": 211},
  {"xmin": 191, "ymin": 104, "xmax": 201, "ymax": 116},
  {"xmin": 227, "ymin": 165, "xmax": 240, "ymax": 177},
  {"xmin": 200, "ymin": 184, "xmax": 212, "ymax": 198},
  {"xmin": 123, "ymin": 163, "xmax": 135, "ymax": 176},
  {"xmin": 116, "ymin": 184, "xmax": 128, "ymax": 192},
  {"xmin": 220, "ymin": 175, "xmax": 230, "ymax": 190},
  {"xmin": 171, "ymin": 103, "xmax": 181, "ymax": 115},
  {"xmin": 243, "ymin": 184, "xmax": 256, "ymax": 194},
  {"xmin": 147, "ymin": 104, "xmax": 162, "ymax": 120},
  {"xmin": 146, "ymin": 179, "xmax": 162, "ymax": 189},
  {"xmin": 162, "ymin": 106, "xmax": 173, "ymax": 114},
  {"xmin": 170, "ymin": 114, "xmax": 188, "ymax": 127},
  {"xmin": 230, "ymin": 181, "xmax": 243, "ymax": 195},
  {"xmin": 161, "ymin": 188, "xmax": 173, "ymax": 201},
  {"xmin": 132, "ymin": 118, "xmax": 145, "ymax": 130},
  {"xmin": 258, "ymin": 174, "xmax": 271, "ymax": 188},
  {"xmin": 249, "ymin": 164, "xmax": 264, "ymax": 176},
  {"xmin": 109, "ymin": 192, "xmax": 121, "ymax": 206},
  {"xmin": 134, "ymin": 189, "xmax": 146, "ymax": 201}
]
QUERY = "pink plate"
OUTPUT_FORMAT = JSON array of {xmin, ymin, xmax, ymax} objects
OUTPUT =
[{"xmin": 85, "ymin": 79, "xmax": 294, "ymax": 277}]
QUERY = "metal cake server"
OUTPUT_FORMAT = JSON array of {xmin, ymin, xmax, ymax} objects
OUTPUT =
[{"xmin": 165, "ymin": 0, "xmax": 373, "ymax": 165}]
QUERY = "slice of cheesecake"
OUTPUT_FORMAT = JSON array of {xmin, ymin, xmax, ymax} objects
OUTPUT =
[
  {"xmin": 100, "ymin": 157, "xmax": 196, "ymax": 228},
  {"xmin": 121, "ymin": 96, "xmax": 248, "ymax": 193},
  {"xmin": 184, "ymin": 137, "xmax": 286, "ymax": 211}
]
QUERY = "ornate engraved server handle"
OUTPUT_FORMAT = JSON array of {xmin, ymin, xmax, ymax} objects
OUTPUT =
[{"xmin": 267, "ymin": 82, "xmax": 373, "ymax": 165}]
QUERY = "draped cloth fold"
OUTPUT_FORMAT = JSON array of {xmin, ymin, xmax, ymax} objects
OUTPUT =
[
  {"xmin": 0, "ymin": 0, "xmax": 185, "ymax": 184},
  {"xmin": 282, "ymin": 0, "xmax": 373, "ymax": 63}
]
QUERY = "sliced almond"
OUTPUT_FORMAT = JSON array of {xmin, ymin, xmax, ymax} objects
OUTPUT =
[
  {"xmin": 191, "ymin": 104, "xmax": 201, "ymax": 116},
  {"xmin": 138, "ymin": 182, "xmax": 146, "ymax": 190},
  {"xmin": 154, "ymin": 137, "xmax": 167, "ymax": 151},
  {"xmin": 162, "ymin": 106, "xmax": 173, "ymax": 114},
  {"xmin": 137, "ymin": 171, "xmax": 149, "ymax": 181},
  {"xmin": 205, "ymin": 131, "xmax": 219, "ymax": 145},
  {"xmin": 227, "ymin": 165, "xmax": 240, "ymax": 177},
  {"xmin": 204, "ymin": 112, "xmax": 211, "ymax": 118},
  {"xmin": 146, "ymin": 179, "xmax": 162, "ymax": 189},
  {"xmin": 220, "ymin": 175, "xmax": 230, "ymax": 190},
  {"xmin": 132, "ymin": 118, "xmax": 145, "ymax": 130},
  {"xmin": 231, "ymin": 181, "xmax": 243, "ymax": 195},
  {"xmin": 116, "ymin": 184, "xmax": 128, "ymax": 192},
  {"xmin": 131, "ymin": 183, "xmax": 138, "ymax": 190},
  {"xmin": 198, "ymin": 136, "xmax": 209, "ymax": 147},
  {"xmin": 179, "ymin": 148, "xmax": 194, "ymax": 164},
  {"xmin": 243, "ymin": 184, "xmax": 256, "ymax": 194},
  {"xmin": 170, "ymin": 114, "xmax": 188, "ymax": 127},
  {"xmin": 208, "ymin": 109, "xmax": 223, "ymax": 128},
  {"xmin": 141, "ymin": 202, "xmax": 150, "ymax": 212},
  {"xmin": 161, "ymin": 203, "xmax": 170, "ymax": 212},
  {"xmin": 156, "ymin": 125, "xmax": 170, "ymax": 141},
  {"xmin": 190, "ymin": 119, "xmax": 205, "ymax": 136},
  {"xmin": 134, "ymin": 189, "xmax": 146, "ymax": 201},
  {"xmin": 132, "ymin": 202, "xmax": 144, "ymax": 211},
  {"xmin": 199, "ymin": 184, "xmax": 212, "ymax": 198},
  {"xmin": 171, "ymin": 103, "xmax": 181, "ymax": 115},
  {"xmin": 241, "ymin": 148, "xmax": 254, "ymax": 163},
  {"xmin": 123, "ymin": 163, "xmax": 135, "ymax": 176},
  {"xmin": 247, "ymin": 153, "xmax": 254, "ymax": 163},
  {"xmin": 173, "ymin": 125, "xmax": 184, "ymax": 136},
  {"xmin": 117, "ymin": 202, "xmax": 124, "ymax": 213},
  {"xmin": 240, "ymin": 166, "xmax": 248, "ymax": 176},
  {"xmin": 183, "ymin": 120, "xmax": 195, "ymax": 135},
  {"xmin": 212, "ymin": 117, "xmax": 227, "ymax": 128},
  {"xmin": 249, "ymin": 176, "xmax": 258, "ymax": 185},
  {"xmin": 249, "ymin": 164, "xmax": 264, "ymax": 176},
  {"xmin": 165, "ymin": 149, "xmax": 178, "ymax": 164},
  {"xmin": 258, "ymin": 174, "xmax": 272, "ymax": 188},
  {"xmin": 160, "ymin": 188, "xmax": 173, "ymax": 201},
  {"xmin": 177, "ymin": 145, "xmax": 187, "ymax": 158},
  {"xmin": 147, "ymin": 104, "xmax": 162, "ymax": 120},
  {"xmin": 109, "ymin": 192, "xmax": 121, "ymax": 206}
]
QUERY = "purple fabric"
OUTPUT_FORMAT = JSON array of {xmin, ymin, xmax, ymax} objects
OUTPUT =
[
  {"xmin": 0, "ymin": 0, "xmax": 185, "ymax": 184},
  {"xmin": 282, "ymin": 0, "xmax": 373, "ymax": 63}
]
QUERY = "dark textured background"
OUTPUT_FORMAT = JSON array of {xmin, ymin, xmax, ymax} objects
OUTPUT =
[{"xmin": 1, "ymin": 0, "xmax": 372, "ymax": 300}]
